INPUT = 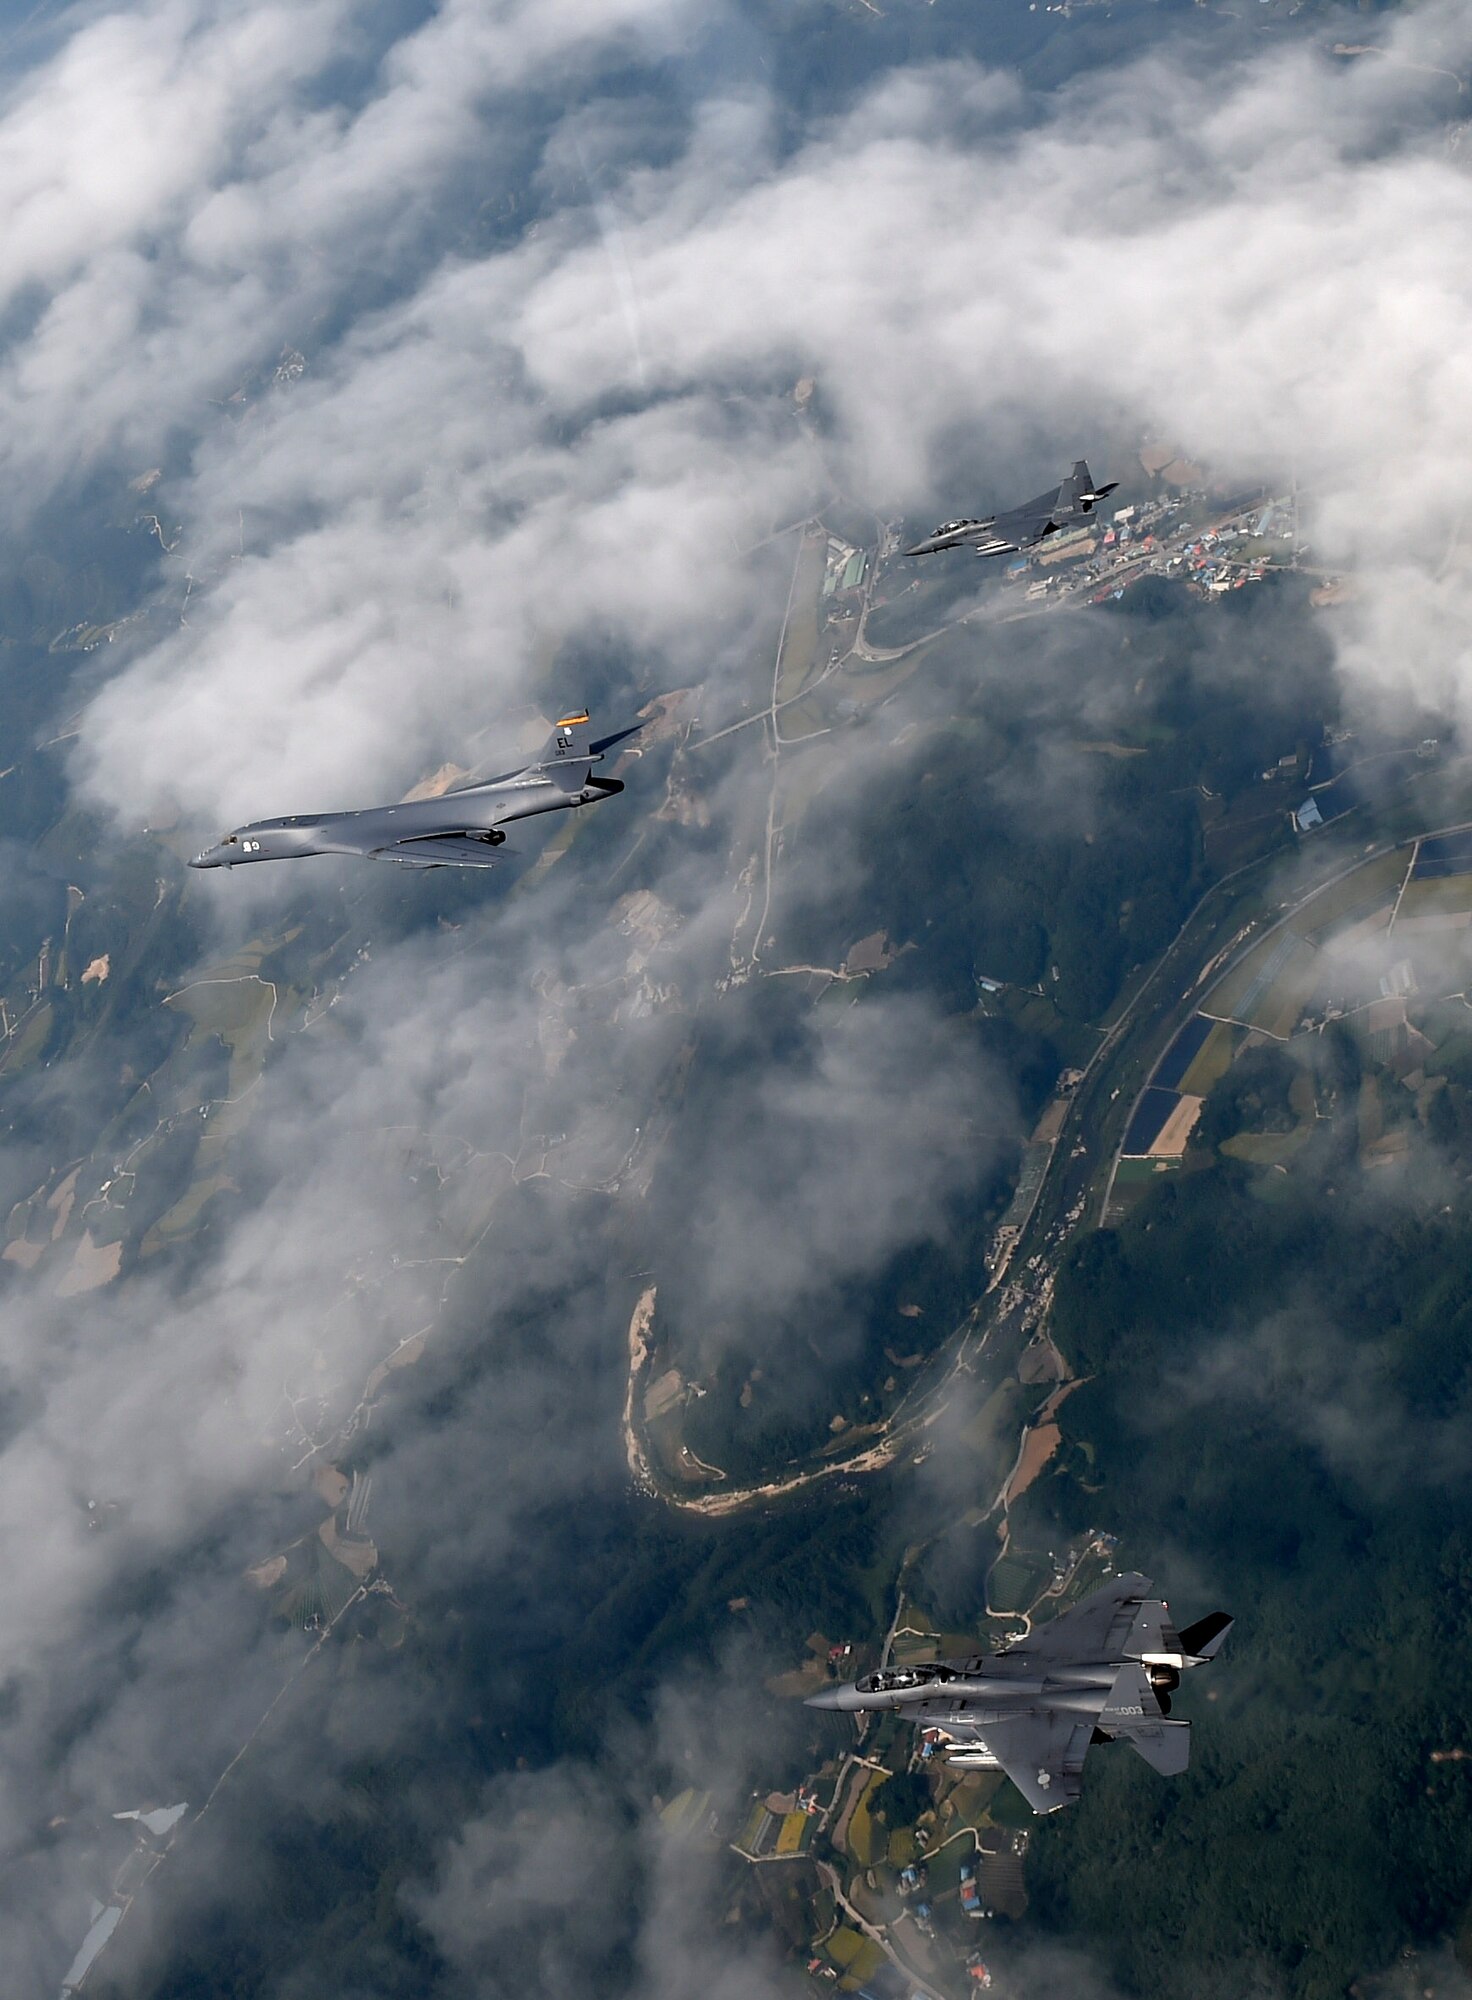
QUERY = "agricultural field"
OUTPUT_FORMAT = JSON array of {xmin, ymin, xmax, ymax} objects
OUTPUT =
[
  {"xmin": 1293, "ymin": 847, "xmax": 1406, "ymax": 938},
  {"xmin": 845, "ymin": 1771, "xmax": 885, "ymax": 1868},
  {"xmin": 1203, "ymin": 930, "xmax": 1319, "ymax": 1038},
  {"xmin": 775, "ymin": 532, "xmax": 828, "ymax": 707},
  {"xmin": 825, "ymin": 1925, "xmax": 886, "ymax": 1990},
  {"xmin": 1177, "ymin": 1018, "xmax": 1241, "ymax": 1096},
  {"xmin": 1392, "ymin": 873, "xmax": 1472, "ymax": 924},
  {"xmin": 987, "ymin": 1550, "xmax": 1048, "ymax": 1615}
]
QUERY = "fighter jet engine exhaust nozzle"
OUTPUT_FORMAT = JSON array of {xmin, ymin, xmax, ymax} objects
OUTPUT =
[{"xmin": 1147, "ymin": 1663, "xmax": 1180, "ymax": 1715}]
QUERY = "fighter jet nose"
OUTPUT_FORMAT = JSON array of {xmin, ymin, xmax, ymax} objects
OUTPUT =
[{"xmin": 804, "ymin": 1686, "xmax": 853, "ymax": 1711}]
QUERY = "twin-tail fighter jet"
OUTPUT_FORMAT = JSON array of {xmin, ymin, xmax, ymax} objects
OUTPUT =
[
  {"xmin": 191, "ymin": 712, "xmax": 638, "ymax": 873},
  {"xmin": 903, "ymin": 459, "xmax": 1119, "ymax": 560},
  {"xmin": 806, "ymin": 1572, "xmax": 1230, "ymax": 1814}
]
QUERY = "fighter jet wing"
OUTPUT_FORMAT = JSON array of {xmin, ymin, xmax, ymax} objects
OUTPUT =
[
  {"xmin": 992, "ymin": 482, "xmax": 1067, "ymax": 548},
  {"xmin": 370, "ymin": 833, "xmax": 504, "ymax": 869},
  {"xmin": 998, "ymin": 1574, "xmax": 1153, "ymax": 1664},
  {"xmin": 958, "ymin": 1709, "xmax": 1095, "ymax": 1814}
]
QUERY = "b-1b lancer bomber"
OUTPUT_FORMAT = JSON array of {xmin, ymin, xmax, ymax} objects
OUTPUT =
[
  {"xmin": 191, "ymin": 712, "xmax": 638, "ymax": 873},
  {"xmin": 904, "ymin": 459, "xmax": 1119, "ymax": 560},
  {"xmin": 806, "ymin": 1573, "xmax": 1230, "ymax": 1814}
]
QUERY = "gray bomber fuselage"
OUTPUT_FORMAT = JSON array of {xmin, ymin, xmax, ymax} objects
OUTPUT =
[
  {"xmin": 188, "ymin": 709, "xmax": 639, "ymax": 872},
  {"xmin": 190, "ymin": 770, "xmax": 602, "ymax": 869}
]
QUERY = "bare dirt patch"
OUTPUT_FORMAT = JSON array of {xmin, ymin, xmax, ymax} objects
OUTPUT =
[
  {"xmin": 319, "ymin": 1516, "xmax": 377, "ymax": 1580},
  {"xmin": 1004, "ymin": 1422, "xmax": 1061, "ymax": 1506},
  {"xmin": 56, "ymin": 1231, "xmax": 122, "ymax": 1297},
  {"xmin": 401, "ymin": 763, "xmax": 470, "ymax": 802},
  {"xmin": 845, "ymin": 930, "xmax": 894, "ymax": 975},
  {"xmin": 1150, "ymin": 1094, "xmax": 1204, "ymax": 1157},
  {"xmin": 1030, "ymin": 1097, "xmax": 1069, "ymax": 1145},
  {"xmin": 622, "ymin": 1284, "xmax": 659, "ymax": 1486},
  {"xmin": 644, "ymin": 1367, "xmax": 684, "ymax": 1422},
  {"xmin": 47, "ymin": 1166, "xmax": 81, "ymax": 1239}
]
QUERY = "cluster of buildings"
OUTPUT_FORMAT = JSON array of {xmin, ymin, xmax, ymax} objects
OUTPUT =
[
  {"xmin": 823, "ymin": 536, "xmax": 870, "ymax": 603},
  {"xmin": 992, "ymin": 488, "xmax": 1296, "ymax": 609}
]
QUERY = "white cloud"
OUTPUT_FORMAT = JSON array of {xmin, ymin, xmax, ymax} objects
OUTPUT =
[{"xmin": 0, "ymin": 0, "xmax": 1462, "ymax": 1985}]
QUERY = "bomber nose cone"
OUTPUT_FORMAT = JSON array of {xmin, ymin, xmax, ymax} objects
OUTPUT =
[{"xmin": 189, "ymin": 845, "xmax": 226, "ymax": 869}]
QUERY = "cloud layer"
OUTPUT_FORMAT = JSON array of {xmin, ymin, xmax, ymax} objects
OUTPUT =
[{"xmin": 0, "ymin": 0, "xmax": 1459, "ymax": 1989}]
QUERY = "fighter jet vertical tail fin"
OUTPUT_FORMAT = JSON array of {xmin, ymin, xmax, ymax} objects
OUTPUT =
[
  {"xmin": 1178, "ymin": 1611, "xmax": 1233, "ymax": 1662},
  {"xmin": 1069, "ymin": 460, "xmax": 1118, "ymax": 513}
]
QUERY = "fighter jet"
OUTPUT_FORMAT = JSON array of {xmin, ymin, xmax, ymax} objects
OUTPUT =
[
  {"xmin": 805, "ymin": 1572, "xmax": 1230, "ymax": 1814},
  {"xmin": 190, "ymin": 712, "xmax": 638, "ymax": 872},
  {"xmin": 903, "ymin": 460, "xmax": 1119, "ymax": 559}
]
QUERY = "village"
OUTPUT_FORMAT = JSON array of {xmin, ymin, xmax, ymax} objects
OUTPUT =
[{"xmin": 658, "ymin": 1527, "xmax": 1127, "ymax": 2000}]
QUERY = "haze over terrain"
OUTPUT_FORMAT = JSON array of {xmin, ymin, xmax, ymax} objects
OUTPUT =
[{"xmin": 0, "ymin": 0, "xmax": 1463, "ymax": 1994}]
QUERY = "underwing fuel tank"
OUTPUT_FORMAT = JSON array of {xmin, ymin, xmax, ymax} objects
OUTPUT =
[{"xmin": 942, "ymin": 1743, "xmax": 1001, "ymax": 1770}]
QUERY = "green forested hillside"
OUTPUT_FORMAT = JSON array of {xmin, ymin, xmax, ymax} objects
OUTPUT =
[{"xmin": 1028, "ymin": 1055, "xmax": 1472, "ymax": 1999}]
